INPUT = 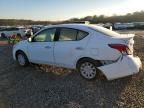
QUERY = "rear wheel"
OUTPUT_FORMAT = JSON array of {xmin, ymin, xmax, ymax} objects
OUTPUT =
[
  {"xmin": 77, "ymin": 59, "xmax": 101, "ymax": 80},
  {"xmin": 16, "ymin": 52, "xmax": 29, "ymax": 66}
]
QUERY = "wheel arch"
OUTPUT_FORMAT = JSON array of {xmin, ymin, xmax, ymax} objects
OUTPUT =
[
  {"xmin": 15, "ymin": 49, "xmax": 30, "ymax": 66},
  {"xmin": 15, "ymin": 50, "xmax": 27, "ymax": 59},
  {"xmin": 76, "ymin": 57, "xmax": 102, "ymax": 68},
  {"xmin": 76, "ymin": 57, "xmax": 107, "ymax": 80}
]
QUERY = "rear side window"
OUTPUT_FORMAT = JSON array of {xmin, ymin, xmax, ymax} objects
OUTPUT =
[
  {"xmin": 77, "ymin": 30, "xmax": 88, "ymax": 40},
  {"xmin": 59, "ymin": 28, "xmax": 77, "ymax": 41},
  {"xmin": 59, "ymin": 28, "xmax": 88, "ymax": 41},
  {"xmin": 33, "ymin": 28, "xmax": 56, "ymax": 42}
]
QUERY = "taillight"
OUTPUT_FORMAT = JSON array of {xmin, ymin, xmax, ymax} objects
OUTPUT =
[{"xmin": 108, "ymin": 44, "xmax": 129, "ymax": 54}]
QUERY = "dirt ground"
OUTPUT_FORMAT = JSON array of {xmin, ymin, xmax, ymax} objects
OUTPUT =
[{"xmin": 0, "ymin": 30, "xmax": 144, "ymax": 108}]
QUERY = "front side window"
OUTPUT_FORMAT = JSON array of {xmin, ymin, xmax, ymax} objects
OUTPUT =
[
  {"xmin": 59, "ymin": 28, "xmax": 88, "ymax": 41},
  {"xmin": 33, "ymin": 28, "xmax": 56, "ymax": 42}
]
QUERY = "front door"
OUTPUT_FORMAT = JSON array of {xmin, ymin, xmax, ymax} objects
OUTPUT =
[{"xmin": 28, "ymin": 28, "xmax": 56, "ymax": 65}]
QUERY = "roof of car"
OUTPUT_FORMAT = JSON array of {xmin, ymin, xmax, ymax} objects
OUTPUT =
[{"xmin": 44, "ymin": 24, "xmax": 97, "ymax": 31}]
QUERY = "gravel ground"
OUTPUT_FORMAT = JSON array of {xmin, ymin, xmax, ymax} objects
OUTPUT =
[{"xmin": 0, "ymin": 31, "xmax": 144, "ymax": 108}]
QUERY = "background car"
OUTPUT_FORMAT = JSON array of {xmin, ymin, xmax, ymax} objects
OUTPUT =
[
  {"xmin": 13, "ymin": 24, "xmax": 142, "ymax": 80},
  {"xmin": 0, "ymin": 27, "xmax": 26, "ymax": 38}
]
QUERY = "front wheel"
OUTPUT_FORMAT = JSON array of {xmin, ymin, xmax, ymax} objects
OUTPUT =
[
  {"xmin": 16, "ymin": 52, "xmax": 29, "ymax": 66},
  {"xmin": 77, "ymin": 59, "xmax": 100, "ymax": 80}
]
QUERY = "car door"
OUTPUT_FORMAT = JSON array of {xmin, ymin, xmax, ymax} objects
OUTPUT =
[
  {"xmin": 28, "ymin": 28, "xmax": 56, "ymax": 65},
  {"xmin": 54, "ymin": 27, "xmax": 89, "ymax": 68}
]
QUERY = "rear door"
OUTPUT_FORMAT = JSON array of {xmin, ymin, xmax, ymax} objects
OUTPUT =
[{"xmin": 54, "ymin": 27, "xmax": 89, "ymax": 68}]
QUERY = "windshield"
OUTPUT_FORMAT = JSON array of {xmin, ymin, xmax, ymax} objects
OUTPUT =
[{"xmin": 88, "ymin": 25, "xmax": 121, "ymax": 37}]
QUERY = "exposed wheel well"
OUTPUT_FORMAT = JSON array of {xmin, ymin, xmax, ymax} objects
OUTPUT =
[
  {"xmin": 76, "ymin": 57, "xmax": 107, "ymax": 80},
  {"xmin": 76, "ymin": 57, "xmax": 102, "ymax": 68}
]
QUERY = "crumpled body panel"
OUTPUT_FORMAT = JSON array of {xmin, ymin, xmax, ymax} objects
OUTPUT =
[{"xmin": 98, "ymin": 55, "xmax": 142, "ymax": 80}]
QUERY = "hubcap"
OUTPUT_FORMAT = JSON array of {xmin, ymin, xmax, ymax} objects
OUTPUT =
[
  {"xmin": 80, "ymin": 62, "xmax": 97, "ymax": 79},
  {"xmin": 17, "ymin": 54, "xmax": 25, "ymax": 66}
]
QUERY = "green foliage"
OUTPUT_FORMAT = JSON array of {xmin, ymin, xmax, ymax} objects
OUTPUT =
[{"xmin": 0, "ymin": 11, "xmax": 144, "ymax": 25}]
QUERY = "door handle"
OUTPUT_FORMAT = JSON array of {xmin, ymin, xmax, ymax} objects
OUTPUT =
[
  {"xmin": 45, "ymin": 46, "xmax": 51, "ymax": 49},
  {"xmin": 75, "ymin": 47, "xmax": 84, "ymax": 50}
]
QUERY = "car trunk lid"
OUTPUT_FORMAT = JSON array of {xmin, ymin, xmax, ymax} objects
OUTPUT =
[{"xmin": 110, "ymin": 33, "xmax": 135, "ymax": 55}]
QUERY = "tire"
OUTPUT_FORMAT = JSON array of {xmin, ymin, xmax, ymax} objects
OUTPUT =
[
  {"xmin": 77, "ymin": 58, "xmax": 101, "ymax": 80},
  {"xmin": 1, "ymin": 33, "xmax": 6, "ymax": 38},
  {"xmin": 17, "ymin": 33, "xmax": 22, "ymax": 38},
  {"xmin": 16, "ymin": 52, "xmax": 29, "ymax": 66}
]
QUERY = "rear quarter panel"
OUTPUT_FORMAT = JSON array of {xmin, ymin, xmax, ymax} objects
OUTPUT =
[{"xmin": 85, "ymin": 31, "xmax": 122, "ymax": 61}]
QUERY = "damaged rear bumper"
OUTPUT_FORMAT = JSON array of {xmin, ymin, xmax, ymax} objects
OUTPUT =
[{"xmin": 98, "ymin": 55, "xmax": 142, "ymax": 80}]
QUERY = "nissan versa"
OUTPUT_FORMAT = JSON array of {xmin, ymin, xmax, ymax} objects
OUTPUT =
[{"xmin": 13, "ymin": 24, "xmax": 142, "ymax": 80}]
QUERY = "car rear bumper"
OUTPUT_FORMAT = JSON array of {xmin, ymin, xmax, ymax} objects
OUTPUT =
[{"xmin": 98, "ymin": 55, "xmax": 142, "ymax": 80}]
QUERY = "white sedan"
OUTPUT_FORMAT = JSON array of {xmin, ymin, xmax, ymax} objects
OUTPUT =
[
  {"xmin": 0, "ymin": 27, "xmax": 26, "ymax": 38},
  {"xmin": 13, "ymin": 24, "xmax": 142, "ymax": 80}
]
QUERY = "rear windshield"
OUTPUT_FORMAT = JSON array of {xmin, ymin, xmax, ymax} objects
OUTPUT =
[{"xmin": 88, "ymin": 25, "xmax": 121, "ymax": 37}]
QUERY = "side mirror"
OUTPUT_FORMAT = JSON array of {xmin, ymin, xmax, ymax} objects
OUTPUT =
[{"xmin": 28, "ymin": 38, "xmax": 32, "ymax": 42}]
